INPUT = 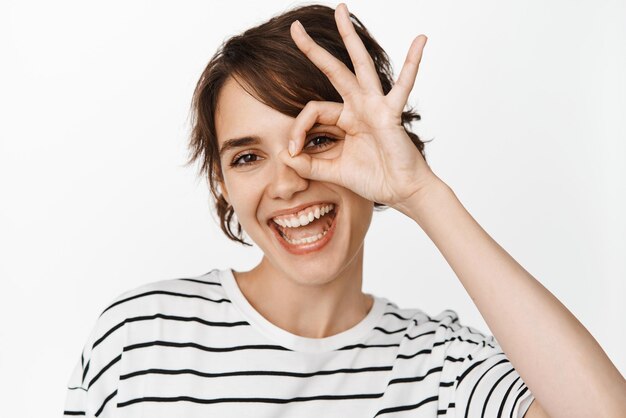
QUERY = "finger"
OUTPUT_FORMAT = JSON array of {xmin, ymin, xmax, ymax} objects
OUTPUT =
[
  {"xmin": 278, "ymin": 148, "xmax": 341, "ymax": 185},
  {"xmin": 334, "ymin": 3, "xmax": 383, "ymax": 94},
  {"xmin": 290, "ymin": 19, "xmax": 360, "ymax": 100},
  {"xmin": 387, "ymin": 35, "xmax": 427, "ymax": 113},
  {"xmin": 289, "ymin": 101, "xmax": 343, "ymax": 157}
]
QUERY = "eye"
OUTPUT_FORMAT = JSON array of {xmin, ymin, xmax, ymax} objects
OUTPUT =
[
  {"xmin": 229, "ymin": 152, "xmax": 260, "ymax": 168},
  {"xmin": 305, "ymin": 135, "xmax": 338, "ymax": 150}
]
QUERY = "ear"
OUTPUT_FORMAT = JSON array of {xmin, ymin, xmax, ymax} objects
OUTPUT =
[{"xmin": 218, "ymin": 180, "xmax": 230, "ymax": 206}]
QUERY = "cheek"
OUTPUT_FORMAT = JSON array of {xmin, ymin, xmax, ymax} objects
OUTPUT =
[
  {"xmin": 332, "ymin": 187, "xmax": 374, "ymax": 233},
  {"xmin": 354, "ymin": 204, "xmax": 374, "ymax": 231},
  {"xmin": 225, "ymin": 177, "xmax": 265, "ymax": 221}
]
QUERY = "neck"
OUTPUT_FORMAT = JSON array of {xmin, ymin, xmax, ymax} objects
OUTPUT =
[{"xmin": 233, "ymin": 246, "xmax": 373, "ymax": 339}]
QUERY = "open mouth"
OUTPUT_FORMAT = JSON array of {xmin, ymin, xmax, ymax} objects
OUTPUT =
[{"xmin": 268, "ymin": 204, "xmax": 339, "ymax": 254}]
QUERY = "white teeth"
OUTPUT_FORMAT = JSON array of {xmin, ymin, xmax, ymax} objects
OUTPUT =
[
  {"xmin": 282, "ymin": 229, "xmax": 329, "ymax": 245},
  {"xmin": 273, "ymin": 204, "xmax": 334, "ymax": 228}
]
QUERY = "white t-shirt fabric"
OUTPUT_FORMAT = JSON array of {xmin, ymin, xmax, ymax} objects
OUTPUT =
[{"xmin": 63, "ymin": 268, "xmax": 536, "ymax": 417}]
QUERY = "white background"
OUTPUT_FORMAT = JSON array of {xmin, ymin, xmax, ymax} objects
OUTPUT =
[{"xmin": 1, "ymin": 0, "xmax": 624, "ymax": 416}]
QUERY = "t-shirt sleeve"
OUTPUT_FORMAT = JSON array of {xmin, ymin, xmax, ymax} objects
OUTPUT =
[
  {"xmin": 437, "ymin": 310, "xmax": 536, "ymax": 418},
  {"xmin": 62, "ymin": 293, "xmax": 130, "ymax": 417}
]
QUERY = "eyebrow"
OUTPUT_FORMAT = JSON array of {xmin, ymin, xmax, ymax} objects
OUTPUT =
[{"xmin": 219, "ymin": 135, "xmax": 262, "ymax": 157}]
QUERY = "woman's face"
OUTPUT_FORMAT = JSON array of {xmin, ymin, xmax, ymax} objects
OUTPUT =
[{"xmin": 214, "ymin": 76, "xmax": 374, "ymax": 285}]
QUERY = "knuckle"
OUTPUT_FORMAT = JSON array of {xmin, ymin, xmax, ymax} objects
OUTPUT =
[{"xmin": 305, "ymin": 100, "xmax": 321, "ymax": 112}]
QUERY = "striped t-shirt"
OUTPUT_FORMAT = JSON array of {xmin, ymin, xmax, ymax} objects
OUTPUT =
[{"xmin": 63, "ymin": 268, "xmax": 535, "ymax": 417}]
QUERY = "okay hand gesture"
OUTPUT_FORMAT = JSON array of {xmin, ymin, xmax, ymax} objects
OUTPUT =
[{"xmin": 280, "ymin": 3, "xmax": 438, "ymax": 211}]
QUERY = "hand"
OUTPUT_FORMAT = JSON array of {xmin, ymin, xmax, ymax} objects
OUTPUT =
[{"xmin": 279, "ymin": 3, "xmax": 438, "ymax": 210}]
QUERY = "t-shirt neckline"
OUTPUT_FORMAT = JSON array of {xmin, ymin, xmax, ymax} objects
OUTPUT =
[{"xmin": 219, "ymin": 268, "xmax": 387, "ymax": 353}]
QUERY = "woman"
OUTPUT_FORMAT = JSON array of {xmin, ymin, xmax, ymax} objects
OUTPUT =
[{"xmin": 63, "ymin": 3, "xmax": 625, "ymax": 417}]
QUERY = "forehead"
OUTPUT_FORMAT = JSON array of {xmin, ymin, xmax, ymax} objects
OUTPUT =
[{"xmin": 214, "ymin": 77, "xmax": 293, "ymax": 146}]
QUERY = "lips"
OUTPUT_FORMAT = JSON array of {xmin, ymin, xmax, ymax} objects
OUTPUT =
[{"xmin": 268, "ymin": 205, "xmax": 339, "ymax": 255}]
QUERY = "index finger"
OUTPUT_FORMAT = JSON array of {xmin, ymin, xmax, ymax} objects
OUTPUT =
[
  {"xmin": 291, "ymin": 20, "xmax": 360, "ymax": 100},
  {"xmin": 289, "ymin": 100, "xmax": 343, "ymax": 157}
]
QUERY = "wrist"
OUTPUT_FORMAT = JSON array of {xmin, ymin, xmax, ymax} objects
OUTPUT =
[{"xmin": 393, "ymin": 175, "xmax": 455, "ymax": 222}]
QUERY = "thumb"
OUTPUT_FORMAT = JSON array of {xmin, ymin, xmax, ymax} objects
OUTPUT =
[{"xmin": 278, "ymin": 149, "xmax": 341, "ymax": 185}]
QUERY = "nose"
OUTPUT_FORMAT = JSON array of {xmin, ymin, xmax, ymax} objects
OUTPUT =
[{"xmin": 266, "ymin": 156, "xmax": 309, "ymax": 200}]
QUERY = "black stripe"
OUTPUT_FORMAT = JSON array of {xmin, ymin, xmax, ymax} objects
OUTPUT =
[
  {"xmin": 383, "ymin": 310, "xmax": 432, "ymax": 323},
  {"xmin": 123, "ymin": 340, "xmax": 292, "ymax": 353},
  {"xmin": 178, "ymin": 278, "xmax": 222, "ymax": 286},
  {"xmin": 464, "ymin": 358, "xmax": 510, "ymax": 418},
  {"xmin": 438, "ymin": 335, "xmax": 495, "ymax": 349},
  {"xmin": 385, "ymin": 311, "xmax": 414, "ymax": 321},
  {"xmin": 373, "ymin": 395, "xmax": 438, "ymax": 417},
  {"xmin": 92, "ymin": 321, "xmax": 125, "ymax": 350},
  {"xmin": 95, "ymin": 389, "xmax": 117, "ymax": 417},
  {"xmin": 124, "ymin": 339, "xmax": 426, "ymax": 354},
  {"xmin": 498, "ymin": 376, "xmax": 521, "ymax": 417},
  {"xmin": 120, "ymin": 365, "xmax": 393, "ymax": 381},
  {"xmin": 399, "ymin": 350, "xmax": 467, "ymax": 365},
  {"xmin": 444, "ymin": 355, "xmax": 466, "ymax": 363},
  {"xmin": 63, "ymin": 410, "xmax": 85, "ymax": 416},
  {"xmin": 454, "ymin": 335, "xmax": 496, "ymax": 349},
  {"xmin": 481, "ymin": 367, "xmax": 515, "ymax": 417},
  {"xmin": 388, "ymin": 366, "xmax": 442, "ymax": 385},
  {"xmin": 397, "ymin": 348, "xmax": 432, "ymax": 360},
  {"xmin": 88, "ymin": 354, "xmax": 121, "ymax": 389},
  {"xmin": 81, "ymin": 361, "xmax": 90, "ymax": 385},
  {"xmin": 406, "ymin": 329, "xmax": 436, "ymax": 341},
  {"xmin": 117, "ymin": 363, "xmax": 457, "ymax": 387},
  {"xmin": 457, "ymin": 357, "xmax": 489, "ymax": 386},
  {"xmin": 92, "ymin": 313, "xmax": 250, "ymax": 350},
  {"xmin": 67, "ymin": 386, "xmax": 87, "ymax": 392},
  {"xmin": 374, "ymin": 325, "xmax": 408, "ymax": 335},
  {"xmin": 333, "ymin": 342, "xmax": 400, "ymax": 351},
  {"xmin": 100, "ymin": 290, "xmax": 231, "ymax": 316},
  {"xmin": 509, "ymin": 385, "xmax": 529, "ymax": 418},
  {"xmin": 118, "ymin": 392, "xmax": 384, "ymax": 408}
]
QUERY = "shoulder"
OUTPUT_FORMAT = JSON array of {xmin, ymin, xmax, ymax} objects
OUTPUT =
[
  {"xmin": 384, "ymin": 305, "xmax": 503, "ymax": 373},
  {"xmin": 70, "ymin": 269, "xmax": 226, "ymax": 398},
  {"xmin": 386, "ymin": 305, "xmax": 494, "ymax": 350},
  {"xmin": 82, "ymin": 268, "xmax": 226, "ymax": 359},
  {"xmin": 97, "ymin": 268, "xmax": 225, "ymax": 321}
]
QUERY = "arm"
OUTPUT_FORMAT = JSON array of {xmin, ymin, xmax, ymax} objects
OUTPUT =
[
  {"xmin": 396, "ymin": 177, "xmax": 626, "ymax": 418},
  {"xmin": 281, "ymin": 7, "xmax": 625, "ymax": 414}
]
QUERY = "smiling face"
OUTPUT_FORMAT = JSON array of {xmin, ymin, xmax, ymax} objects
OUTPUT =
[{"xmin": 214, "ymin": 76, "xmax": 374, "ymax": 286}]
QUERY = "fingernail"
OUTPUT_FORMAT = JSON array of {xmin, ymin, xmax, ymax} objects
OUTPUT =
[
  {"xmin": 294, "ymin": 20, "xmax": 304, "ymax": 32},
  {"xmin": 288, "ymin": 141, "xmax": 296, "ymax": 157}
]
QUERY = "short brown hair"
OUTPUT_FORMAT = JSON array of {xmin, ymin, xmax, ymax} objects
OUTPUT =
[{"xmin": 186, "ymin": 4, "xmax": 429, "ymax": 246}]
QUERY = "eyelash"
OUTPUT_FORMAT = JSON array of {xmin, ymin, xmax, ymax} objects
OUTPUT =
[{"xmin": 229, "ymin": 135, "xmax": 338, "ymax": 168}]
